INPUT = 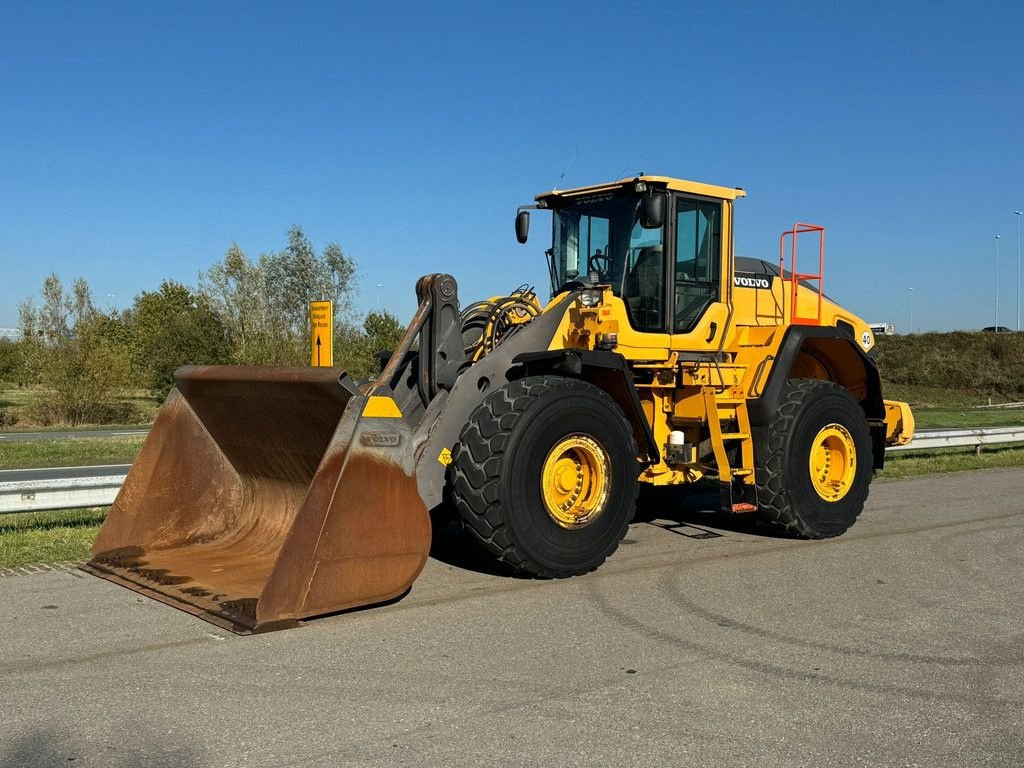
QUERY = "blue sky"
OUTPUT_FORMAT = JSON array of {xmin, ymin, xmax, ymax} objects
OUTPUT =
[{"xmin": 2, "ymin": 1, "xmax": 1023, "ymax": 332}]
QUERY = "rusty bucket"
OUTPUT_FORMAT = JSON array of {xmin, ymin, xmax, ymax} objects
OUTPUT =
[{"xmin": 83, "ymin": 366, "xmax": 431, "ymax": 633}]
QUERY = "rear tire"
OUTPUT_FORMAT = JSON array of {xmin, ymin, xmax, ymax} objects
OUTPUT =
[
  {"xmin": 754, "ymin": 379, "xmax": 873, "ymax": 538},
  {"xmin": 450, "ymin": 375, "xmax": 640, "ymax": 577}
]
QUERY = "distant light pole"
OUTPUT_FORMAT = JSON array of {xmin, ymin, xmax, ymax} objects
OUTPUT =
[
  {"xmin": 908, "ymin": 287, "xmax": 914, "ymax": 333},
  {"xmin": 376, "ymin": 283, "xmax": 382, "ymax": 311},
  {"xmin": 995, "ymin": 235, "xmax": 1001, "ymax": 329},
  {"xmin": 1015, "ymin": 211, "xmax": 1022, "ymax": 331}
]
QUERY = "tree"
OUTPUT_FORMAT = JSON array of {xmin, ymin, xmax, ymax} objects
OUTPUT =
[
  {"xmin": 200, "ymin": 226, "xmax": 359, "ymax": 366},
  {"xmin": 0, "ymin": 339, "xmax": 15, "ymax": 426},
  {"xmin": 130, "ymin": 281, "xmax": 232, "ymax": 397},
  {"xmin": 362, "ymin": 310, "xmax": 405, "ymax": 357},
  {"xmin": 335, "ymin": 310, "xmax": 406, "ymax": 377},
  {"xmin": 15, "ymin": 298, "xmax": 43, "ymax": 387},
  {"xmin": 200, "ymin": 243, "xmax": 270, "ymax": 363},
  {"xmin": 37, "ymin": 317, "xmax": 134, "ymax": 425},
  {"xmin": 18, "ymin": 275, "xmax": 134, "ymax": 425},
  {"xmin": 0, "ymin": 339, "xmax": 16, "ymax": 380}
]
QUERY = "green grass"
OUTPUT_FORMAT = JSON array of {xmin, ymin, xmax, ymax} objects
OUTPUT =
[
  {"xmin": 881, "ymin": 445, "xmax": 1024, "ymax": 480},
  {"xmin": 0, "ymin": 508, "xmax": 106, "ymax": 568},
  {"xmin": 880, "ymin": 382, "xmax": 990, "ymax": 410},
  {"xmin": 0, "ymin": 436, "xmax": 145, "ymax": 470},
  {"xmin": 911, "ymin": 408, "xmax": 1024, "ymax": 429}
]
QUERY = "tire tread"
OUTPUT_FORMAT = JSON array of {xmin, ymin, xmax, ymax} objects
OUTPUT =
[
  {"xmin": 450, "ymin": 375, "xmax": 638, "ymax": 577},
  {"xmin": 754, "ymin": 378, "xmax": 869, "ymax": 539}
]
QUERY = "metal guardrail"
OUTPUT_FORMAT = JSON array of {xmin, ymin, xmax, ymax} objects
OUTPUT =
[
  {"xmin": 0, "ymin": 474, "xmax": 127, "ymax": 515},
  {"xmin": 1, "ymin": 428, "xmax": 1022, "ymax": 514}
]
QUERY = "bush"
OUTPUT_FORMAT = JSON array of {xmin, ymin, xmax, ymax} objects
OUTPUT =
[
  {"xmin": 25, "ymin": 318, "xmax": 136, "ymax": 426},
  {"xmin": 17, "ymin": 275, "xmax": 137, "ymax": 426},
  {"xmin": 0, "ymin": 339, "xmax": 20, "ymax": 384},
  {"xmin": 130, "ymin": 281, "xmax": 232, "ymax": 397}
]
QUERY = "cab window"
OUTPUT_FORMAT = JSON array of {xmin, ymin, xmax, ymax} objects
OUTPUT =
[
  {"xmin": 551, "ymin": 194, "xmax": 665, "ymax": 332},
  {"xmin": 621, "ymin": 218, "xmax": 665, "ymax": 332},
  {"xmin": 675, "ymin": 198, "xmax": 721, "ymax": 332}
]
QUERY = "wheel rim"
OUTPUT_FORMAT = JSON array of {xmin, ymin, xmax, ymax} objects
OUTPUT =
[
  {"xmin": 808, "ymin": 423, "xmax": 857, "ymax": 502},
  {"xmin": 541, "ymin": 434, "xmax": 611, "ymax": 529}
]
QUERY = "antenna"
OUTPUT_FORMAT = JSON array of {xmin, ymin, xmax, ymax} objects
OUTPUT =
[{"xmin": 552, "ymin": 141, "xmax": 580, "ymax": 190}]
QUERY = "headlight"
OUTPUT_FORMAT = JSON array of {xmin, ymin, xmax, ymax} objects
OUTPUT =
[{"xmin": 580, "ymin": 289, "xmax": 601, "ymax": 308}]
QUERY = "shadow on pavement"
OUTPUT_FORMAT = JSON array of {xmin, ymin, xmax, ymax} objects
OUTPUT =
[
  {"xmin": 634, "ymin": 485, "xmax": 778, "ymax": 537},
  {"xmin": 429, "ymin": 518, "xmax": 516, "ymax": 578},
  {"xmin": 1, "ymin": 727, "xmax": 206, "ymax": 768},
  {"xmin": 428, "ymin": 483, "xmax": 789, "ymax": 577}
]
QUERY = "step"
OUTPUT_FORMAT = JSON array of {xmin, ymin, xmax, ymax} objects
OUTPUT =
[{"xmin": 719, "ymin": 432, "xmax": 750, "ymax": 440}]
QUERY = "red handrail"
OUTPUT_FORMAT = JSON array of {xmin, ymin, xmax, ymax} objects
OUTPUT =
[{"xmin": 779, "ymin": 222, "xmax": 825, "ymax": 326}]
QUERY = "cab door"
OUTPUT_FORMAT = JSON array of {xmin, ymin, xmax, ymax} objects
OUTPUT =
[{"xmin": 669, "ymin": 194, "xmax": 732, "ymax": 353}]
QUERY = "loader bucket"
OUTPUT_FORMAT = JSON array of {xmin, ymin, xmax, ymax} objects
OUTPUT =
[{"xmin": 83, "ymin": 366, "xmax": 431, "ymax": 633}]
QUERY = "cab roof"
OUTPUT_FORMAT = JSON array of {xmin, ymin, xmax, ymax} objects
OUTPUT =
[{"xmin": 535, "ymin": 175, "xmax": 747, "ymax": 205}]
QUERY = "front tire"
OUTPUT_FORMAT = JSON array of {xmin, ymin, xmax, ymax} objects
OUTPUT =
[
  {"xmin": 450, "ymin": 375, "xmax": 640, "ymax": 577},
  {"xmin": 754, "ymin": 379, "xmax": 873, "ymax": 538}
]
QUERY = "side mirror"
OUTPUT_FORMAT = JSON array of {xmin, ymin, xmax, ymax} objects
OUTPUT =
[
  {"xmin": 639, "ymin": 195, "xmax": 665, "ymax": 229},
  {"xmin": 515, "ymin": 210, "xmax": 530, "ymax": 244}
]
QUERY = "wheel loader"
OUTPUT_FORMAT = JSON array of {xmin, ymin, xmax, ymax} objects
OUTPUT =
[{"xmin": 84, "ymin": 175, "xmax": 915, "ymax": 633}]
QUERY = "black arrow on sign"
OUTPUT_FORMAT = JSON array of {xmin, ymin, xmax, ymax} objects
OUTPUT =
[{"xmin": 316, "ymin": 335, "xmax": 321, "ymax": 366}]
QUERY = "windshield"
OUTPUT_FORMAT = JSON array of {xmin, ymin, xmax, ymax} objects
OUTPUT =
[{"xmin": 550, "ymin": 192, "xmax": 666, "ymax": 331}]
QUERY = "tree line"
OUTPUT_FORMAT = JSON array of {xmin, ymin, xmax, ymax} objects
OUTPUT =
[{"xmin": 0, "ymin": 226, "xmax": 404, "ymax": 426}]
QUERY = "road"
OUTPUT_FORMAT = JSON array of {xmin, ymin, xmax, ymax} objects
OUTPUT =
[
  {"xmin": 0, "ymin": 464, "xmax": 131, "ymax": 484},
  {"xmin": 0, "ymin": 429, "xmax": 148, "ymax": 443},
  {"xmin": 2, "ymin": 468, "xmax": 1022, "ymax": 767}
]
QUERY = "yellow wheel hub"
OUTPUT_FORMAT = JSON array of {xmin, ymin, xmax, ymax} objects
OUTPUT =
[
  {"xmin": 541, "ymin": 434, "xmax": 610, "ymax": 529},
  {"xmin": 808, "ymin": 423, "xmax": 857, "ymax": 502}
]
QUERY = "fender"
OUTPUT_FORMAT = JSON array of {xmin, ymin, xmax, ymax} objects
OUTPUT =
[
  {"xmin": 748, "ymin": 325, "xmax": 886, "ymax": 468},
  {"xmin": 513, "ymin": 348, "xmax": 660, "ymax": 465}
]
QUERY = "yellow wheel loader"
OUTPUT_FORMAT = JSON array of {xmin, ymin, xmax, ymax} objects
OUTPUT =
[{"xmin": 84, "ymin": 175, "xmax": 915, "ymax": 632}]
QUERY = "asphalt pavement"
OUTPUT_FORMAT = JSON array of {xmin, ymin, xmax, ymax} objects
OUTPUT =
[
  {"xmin": 0, "ymin": 465, "xmax": 131, "ymax": 484},
  {"xmin": 1, "ymin": 468, "xmax": 1022, "ymax": 767},
  {"xmin": 0, "ymin": 429, "xmax": 148, "ymax": 443}
]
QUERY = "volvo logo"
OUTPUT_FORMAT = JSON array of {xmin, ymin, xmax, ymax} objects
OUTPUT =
[
  {"xmin": 734, "ymin": 273, "xmax": 771, "ymax": 290},
  {"xmin": 360, "ymin": 432, "xmax": 401, "ymax": 448}
]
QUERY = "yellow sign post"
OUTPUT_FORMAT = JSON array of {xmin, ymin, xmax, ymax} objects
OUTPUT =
[{"xmin": 310, "ymin": 300, "xmax": 333, "ymax": 367}]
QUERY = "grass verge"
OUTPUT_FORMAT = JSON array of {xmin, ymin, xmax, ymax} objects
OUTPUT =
[
  {"xmin": 912, "ymin": 409, "xmax": 1024, "ymax": 430},
  {"xmin": 880, "ymin": 445, "xmax": 1024, "ymax": 480},
  {"xmin": 0, "ymin": 436, "xmax": 145, "ymax": 470},
  {"xmin": 0, "ymin": 508, "xmax": 106, "ymax": 568}
]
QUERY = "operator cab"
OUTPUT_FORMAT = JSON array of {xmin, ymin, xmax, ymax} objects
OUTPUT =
[{"xmin": 516, "ymin": 176, "xmax": 745, "ymax": 334}]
